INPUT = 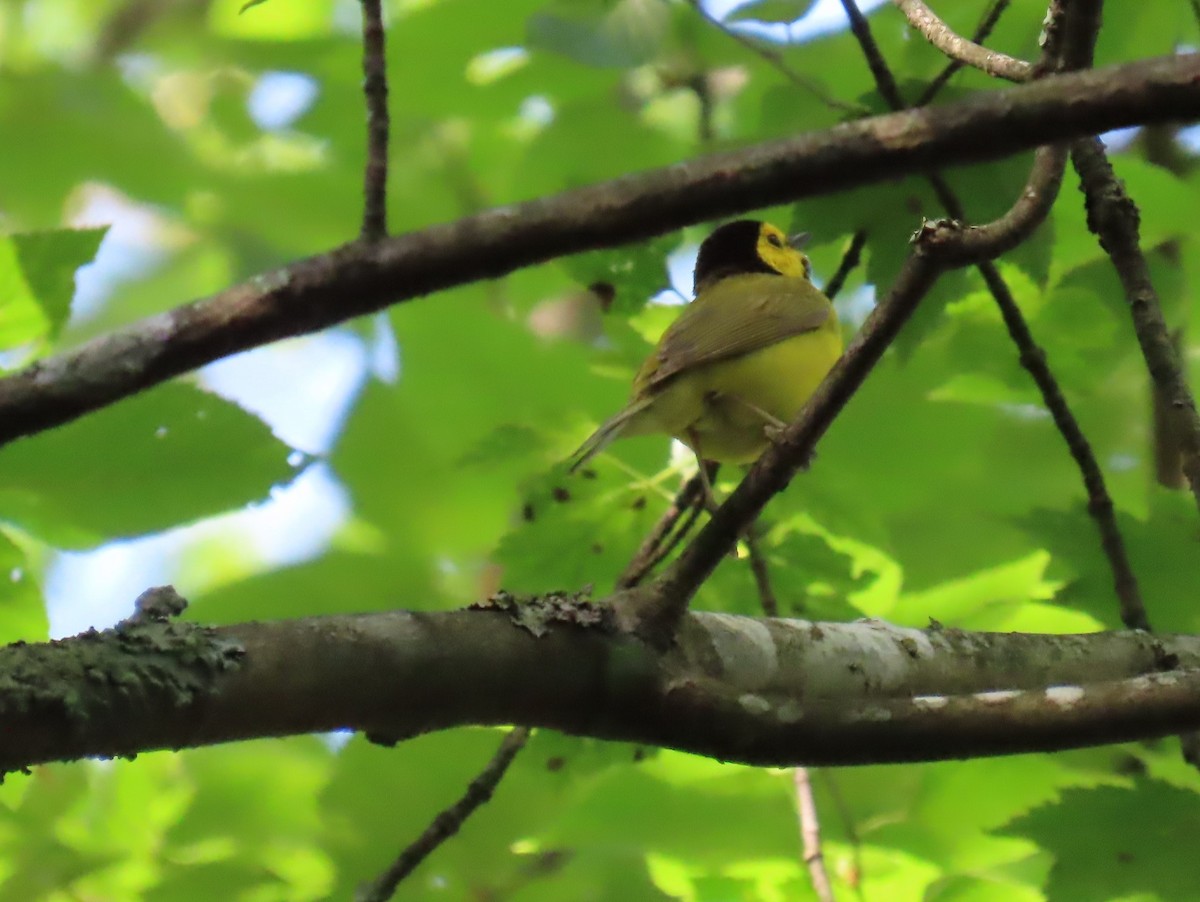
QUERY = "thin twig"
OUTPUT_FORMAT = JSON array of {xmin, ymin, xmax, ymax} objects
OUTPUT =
[
  {"xmin": 688, "ymin": 0, "xmax": 868, "ymax": 115},
  {"xmin": 1071, "ymin": 134, "xmax": 1200, "ymax": 765},
  {"xmin": 817, "ymin": 770, "xmax": 866, "ymax": 900},
  {"xmin": 739, "ymin": 485, "xmax": 830, "ymax": 899},
  {"xmin": 823, "ymin": 231, "xmax": 868, "ymax": 302},
  {"xmin": 649, "ymin": 495, "xmax": 708, "ymax": 573},
  {"xmin": 840, "ymin": 0, "xmax": 906, "ymax": 108},
  {"xmin": 880, "ymin": 0, "xmax": 1178, "ymax": 751},
  {"xmin": 359, "ymin": 0, "xmax": 389, "ymax": 241},
  {"xmin": 743, "ymin": 517, "xmax": 830, "ymax": 898},
  {"xmin": 1153, "ymin": 329, "xmax": 1189, "ymax": 490},
  {"xmin": 617, "ymin": 470, "xmax": 709, "ymax": 589},
  {"xmin": 744, "ymin": 524, "xmax": 779, "ymax": 617},
  {"xmin": 357, "ymin": 728, "xmax": 530, "ymax": 902},
  {"xmin": 794, "ymin": 767, "xmax": 836, "ymax": 902},
  {"xmin": 917, "ymin": 0, "xmax": 1015, "ymax": 106},
  {"xmin": 981, "ymin": 263, "xmax": 1148, "ymax": 629},
  {"xmin": 892, "ymin": 0, "xmax": 1032, "ymax": 82},
  {"xmin": 689, "ymin": 73, "xmax": 716, "ymax": 146}
]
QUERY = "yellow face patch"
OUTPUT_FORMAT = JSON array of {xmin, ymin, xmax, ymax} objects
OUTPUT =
[{"xmin": 755, "ymin": 224, "xmax": 811, "ymax": 280}]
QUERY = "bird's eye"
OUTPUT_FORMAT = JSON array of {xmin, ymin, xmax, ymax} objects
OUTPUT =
[{"xmin": 766, "ymin": 233, "xmax": 784, "ymax": 248}]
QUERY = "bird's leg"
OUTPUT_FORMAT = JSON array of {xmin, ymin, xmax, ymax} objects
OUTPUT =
[
  {"xmin": 723, "ymin": 395, "xmax": 817, "ymax": 470},
  {"xmin": 717, "ymin": 393, "xmax": 789, "ymax": 442},
  {"xmin": 685, "ymin": 428, "xmax": 720, "ymax": 513}
]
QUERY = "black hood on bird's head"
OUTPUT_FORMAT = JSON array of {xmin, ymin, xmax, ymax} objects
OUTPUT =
[{"xmin": 692, "ymin": 219, "xmax": 777, "ymax": 294}]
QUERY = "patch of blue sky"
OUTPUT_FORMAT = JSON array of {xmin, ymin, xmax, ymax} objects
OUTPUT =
[
  {"xmin": 201, "ymin": 330, "xmax": 368, "ymax": 454},
  {"xmin": 248, "ymin": 72, "xmax": 319, "ymax": 131},
  {"xmin": 69, "ymin": 187, "xmax": 171, "ymax": 322}
]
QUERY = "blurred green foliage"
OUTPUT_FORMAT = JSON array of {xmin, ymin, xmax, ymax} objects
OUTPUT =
[{"xmin": 1, "ymin": 0, "xmax": 1199, "ymax": 899}]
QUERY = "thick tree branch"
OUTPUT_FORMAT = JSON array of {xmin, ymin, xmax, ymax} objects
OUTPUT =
[
  {"xmin": 6, "ymin": 600, "xmax": 1200, "ymax": 771},
  {"xmin": 0, "ymin": 55, "xmax": 1197, "ymax": 448}
]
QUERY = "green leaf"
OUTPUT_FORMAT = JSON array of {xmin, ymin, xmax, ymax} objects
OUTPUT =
[
  {"xmin": 208, "ymin": 0, "xmax": 334, "ymax": 40},
  {"xmin": 559, "ymin": 232, "xmax": 675, "ymax": 315},
  {"xmin": 0, "ymin": 383, "xmax": 294, "ymax": 547},
  {"xmin": 1002, "ymin": 780, "xmax": 1200, "ymax": 901},
  {"xmin": 727, "ymin": 0, "xmax": 820, "ymax": 24},
  {"xmin": 1021, "ymin": 492, "xmax": 1200, "ymax": 634},
  {"xmin": 188, "ymin": 547, "xmax": 439, "ymax": 623},
  {"xmin": 0, "ymin": 71, "xmax": 198, "ymax": 224},
  {"xmin": 515, "ymin": 98, "xmax": 687, "ymax": 199},
  {"xmin": 168, "ymin": 739, "xmax": 331, "ymax": 848},
  {"xmin": 11, "ymin": 227, "xmax": 108, "ymax": 340},
  {"xmin": 527, "ymin": 0, "xmax": 672, "ymax": 69},
  {"xmin": 495, "ymin": 465, "xmax": 664, "ymax": 595},
  {"xmin": 0, "ymin": 239, "xmax": 50, "ymax": 353},
  {"xmin": 333, "ymin": 284, "xmax": 628, "ymax": 605},
  {"xmin": 0, "ymin": 529, "xmax": 49, "ymax": 644},
  {"xmin": 320, "ymin": 729, "xmax": 624, "ymax": 898}
]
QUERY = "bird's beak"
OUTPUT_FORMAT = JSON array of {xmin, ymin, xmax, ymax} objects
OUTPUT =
[{"xmin": 787, "ymin": 232, "xmax": 811, "ymax": 250}]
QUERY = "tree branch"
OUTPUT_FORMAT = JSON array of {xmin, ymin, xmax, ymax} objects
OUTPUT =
[
  {"xmin": 1072, "ymin": 137, "xmax": 1200, "ymax": 515},
  {"xmin": 616, "ymin": 470, "xmax": 710, "ymax": 589},
  {"xmin": 359, "ymin": 0, "xmax": 390, "ymax": 241},
  {"xmin": 0, "ymin": 55, "xmax": 1197, "ymax": 447},
  {"xmin": 795, "ymin": 766, "xmax": 836, "ymax": 902},
  {"xmin": 841, "ymin": 0, "xmax": 907, "ymax": 108},
  {"xmin": 6, "ymin": 598, "xmax": 1200, "ymax": 771},
  {"xmin": 370, "ymin": 456, "xmax": 722, "ymax": 894},
  {"xmin": 916, "ymin": 0, "xmax": 1016, "ymax": 106},
  {"xmin": 357, "ymin": 727, "xmax": 529, "ymax": 902},
  {"xmin": 822, "ymin": 230, "xmax": 868, "ymax": 302},
  {"xmin": 892, "ymin": 0, "xmax": 1033, "ymax": 82},
  {"xmin": 843, "ymin": 0, "xmax": 1147, "ymax": 630}
]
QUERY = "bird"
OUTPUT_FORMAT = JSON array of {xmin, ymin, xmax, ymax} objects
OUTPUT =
[{"xmin": 568, "ymin": 219, "xmax": 842, "ymax": 473}]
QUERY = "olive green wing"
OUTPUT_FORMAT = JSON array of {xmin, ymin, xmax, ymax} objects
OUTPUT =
[{"xmin": 636, "ymin": 274, "xmax": 833, "ymax": 395}]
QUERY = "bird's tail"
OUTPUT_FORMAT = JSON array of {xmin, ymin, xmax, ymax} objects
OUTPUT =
[{"xmin": 567, "ymin": 398, "xmax": 654, "ymax": 472}]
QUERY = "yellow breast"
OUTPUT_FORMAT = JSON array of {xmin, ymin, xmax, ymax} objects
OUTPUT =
[{"xmin": 645, "ymin": 316, "xmax": 842, "ymax": 463}]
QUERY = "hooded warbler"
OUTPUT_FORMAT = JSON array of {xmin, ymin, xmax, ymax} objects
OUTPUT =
[{"xmin": 569, "ymin": 219, "xmax": 842, "ymax": 469}]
